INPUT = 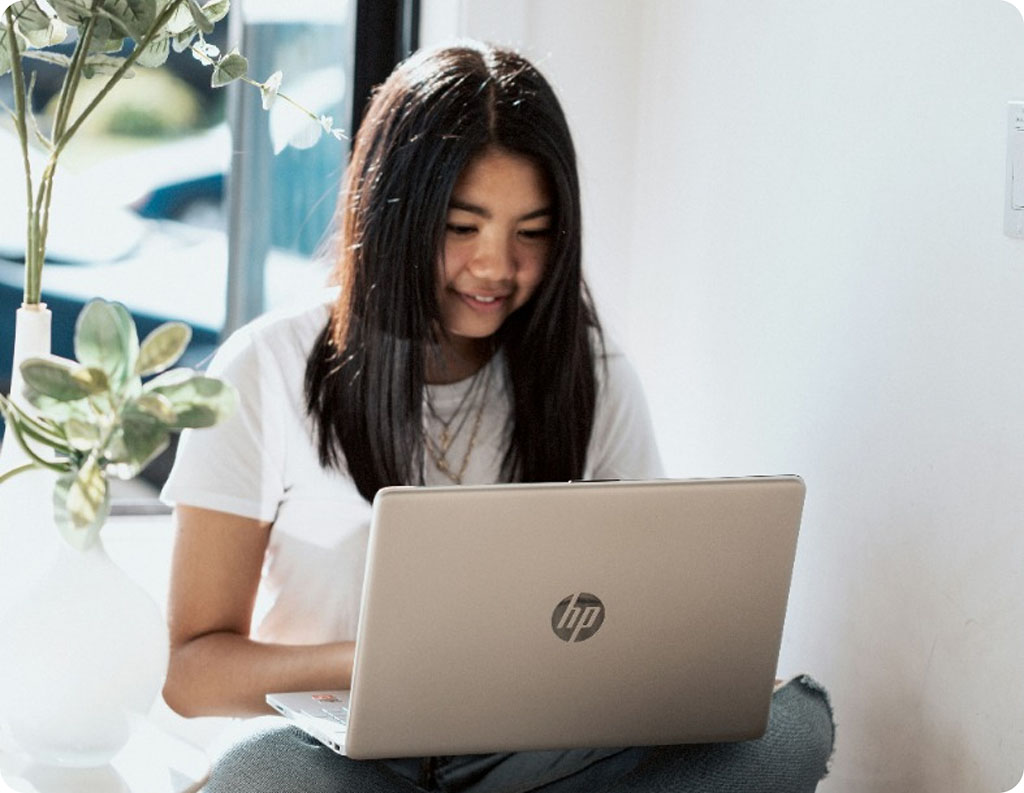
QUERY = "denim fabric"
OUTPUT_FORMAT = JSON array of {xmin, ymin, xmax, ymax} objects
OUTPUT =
[{"xmin": 203, "ymin": 676, "xmax": 835, "ymax": 793}]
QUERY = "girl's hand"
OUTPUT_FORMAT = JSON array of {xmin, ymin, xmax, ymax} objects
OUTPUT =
[{"xmin": 164, "ymin": 504, "xmax": 355, "ymax": 717}]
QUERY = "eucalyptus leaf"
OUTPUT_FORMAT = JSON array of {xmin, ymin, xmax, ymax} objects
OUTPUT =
[
  {"xmin": 0, "ymin": 1, "xmax": 33, "ymax": 78},
  {"xmin": 165, "ymin": 0, "xmax": 195, "ymax": 34},
  {"xmin": 97, "ymin": 0, "xmax": 156, "ymax": 41},
  {"xmin": 133, "ymin": 33, "xmax": 169, "ymax": 67},
  {"xmin": 21, "ymin": 355, "xmax": 109, "ymax": 401},
  {"xmin": 53, "ymin": 459, "xmax": 109, "ymax": 550},
  {"xmin": 20, "ymin": 49, "xmax": 71, "ymax": 67},
  {"xmin": 170, "ymin": 24, "xmax": 197, "ymax": 53},
  {"xmin": 185, "ymin": 0, "xmax": 212, "ymax": 34},
  {"xmin": 11, "ymin": 0, "xmax": 68, "ymax": 49},
  {"xmin": 201, "ymin": 0, "xmax": 229, "ymax": 23},
  {"xmin": 89, "ymin": 35, "xmax": 128, "ymax": 54},
  {"xmin": 211, "ymin": 47, "xmax": 246, "ymax": 87},
  {"xmin": 137, "ymin": 321, "xmax": 191, "ymax": 376},
  {"xmin": 0, "ymin": 25, "xmax": 11, "ymax": 79},
  {"xmin": 85, "ymin": 13, "xmax": 115, "ymax": 49},
  {"xmin": 82, "ymin": 53, "xmax": 135, "ymax": 78},
  {"xmin": 74, "ymin": 299, "xmax": 139, "ymax": 393},
  {"xmin": 51, "ymin": 0, "xmax": 91, "ymax": 27}
]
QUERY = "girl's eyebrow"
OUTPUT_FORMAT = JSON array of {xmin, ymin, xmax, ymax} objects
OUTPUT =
[{"xmin": 448, "ymin": 198, "xmax": 553, "ymax": 222}]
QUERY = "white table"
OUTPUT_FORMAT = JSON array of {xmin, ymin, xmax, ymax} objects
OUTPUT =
[
  {"xmin": 0, "ymin": 718, "xmax": 209, "ymax": 793},
  {"xmin": 0, "ymin": 510, "xmax": 220, "ymax": 793}
]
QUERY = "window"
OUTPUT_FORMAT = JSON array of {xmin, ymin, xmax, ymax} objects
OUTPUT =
[{"xmin": 1, "ymin": 0, "xmax": 418, "ymax": 492}]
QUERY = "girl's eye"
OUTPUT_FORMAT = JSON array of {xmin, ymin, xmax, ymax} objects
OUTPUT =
[
  {"xmin": 518, "ymin": 228, "xmax": 552, "ymax": 240},
  {"xmin": 446, "ymin": 223, "xmax": 476, "ymax": 236}
]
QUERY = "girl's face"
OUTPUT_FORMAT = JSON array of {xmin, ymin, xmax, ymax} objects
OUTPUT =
[{"xmin": 437, "ymin": 147, "xmax": 552, "ymax": 358}]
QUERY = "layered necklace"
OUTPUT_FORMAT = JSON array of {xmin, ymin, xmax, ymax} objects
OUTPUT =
[{"xmin": 422, "ymin": 360, "xmax": 493, "ymax": 485}]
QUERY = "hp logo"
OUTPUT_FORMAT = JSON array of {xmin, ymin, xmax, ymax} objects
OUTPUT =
[{"xmin": 551, "ymin": 593, "xmax": 605, "ymax": 643}]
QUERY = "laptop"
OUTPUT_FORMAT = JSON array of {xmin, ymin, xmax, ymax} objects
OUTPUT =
[{"xmin": 266, "ymin": 475, "xmax": 806, "ymax": 759}]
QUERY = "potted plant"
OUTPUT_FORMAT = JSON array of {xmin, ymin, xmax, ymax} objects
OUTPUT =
[
  {"xmin": 0, "ymin": 297, "xmax": 236, "ymax": 766},
  {"xmin": 0, "ymin": 0, "xmax": 335, "ymax": 766},
  {"xmin": 0, "ymin": 297, "xmax": 236, "ymax": 548},
  {"xmin": 0, "ymin": 0, "xmax": 340, "ymax": 429}
]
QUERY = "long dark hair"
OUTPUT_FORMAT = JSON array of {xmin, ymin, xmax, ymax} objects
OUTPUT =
[{"xmin": 305, "ymin": 42, "xmax": 601, "ymax": 502}]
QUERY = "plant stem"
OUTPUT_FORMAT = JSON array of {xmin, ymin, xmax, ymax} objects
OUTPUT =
[
  {"xmin": 54, "ymin": 0, "xmax": 187, "ymax": 152},
  {"xmin": 4, "ymin": 6, "xmax": 38, "ymax": 306},
  {"xmin": 189, "ymin": 43, "xmax": 340, "ymax": 135},
  {"xmin": 0, "ymin": 395, "xmax": 71, "ymax": 454},
  {"xmin": 51, "ymin": 6, "xmax": 98, "ymax": 145},
  {"xmin": 22, "ymin": 0, "xmax": 187, "ymax": 304},
  {"xmin": 13, "ymin": 418, "xmax": 73, "ymax": 456},
  {"xmin": 3, "ymin": 415, "xmax": 68, "ymax": 474},
  {"xmin": 32, "ymin": 11, "xmax": 99, "ymax": 289},
  {"xmin": 0, "ymin": 462, "xmax": 38, "ymax": 487}
]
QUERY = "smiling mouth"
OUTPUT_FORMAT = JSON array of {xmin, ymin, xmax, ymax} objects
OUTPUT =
[
  {"xmin": 453, "ymin": 291, "xmax": 512, "ymax": 316},
  {"xmin": 459, "ymin": 292, "xmax": 509, "ymax": 305}
]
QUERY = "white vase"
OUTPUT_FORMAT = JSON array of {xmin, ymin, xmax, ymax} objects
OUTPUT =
[
  {"xmin": 0, "ymin": 537, "xmax": 169, "ymax": 767},
  {"xmin": 0, "ymin": 302, "xmax": 61, "ymax": 637}
]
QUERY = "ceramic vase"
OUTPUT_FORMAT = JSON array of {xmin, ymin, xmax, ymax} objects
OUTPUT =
[
  {"xmin": 0, "ymin": 303, "xmax": 61, "ymax": 625},
  {"xmin": 0, "ymin": 303, "xmax": 167, "ymax": 766},
  {"xmin": 0, "ymin": 537, "xmax": 169, "ymax": 767}
]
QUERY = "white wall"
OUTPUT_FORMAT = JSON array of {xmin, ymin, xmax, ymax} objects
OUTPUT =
[{"xmin": 424, "ymin": 2, "xmax": 1024, "ymax": 791}]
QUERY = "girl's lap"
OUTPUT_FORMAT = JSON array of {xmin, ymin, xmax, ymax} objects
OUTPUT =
[{"xmin": 203, "ymin": 677, "xmax": 834, "ymax": 793}]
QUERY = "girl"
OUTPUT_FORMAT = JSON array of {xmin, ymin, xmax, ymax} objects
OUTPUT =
[{"xmin": 161, "ymin": 41, "xmax": 833, "ymax": 792}]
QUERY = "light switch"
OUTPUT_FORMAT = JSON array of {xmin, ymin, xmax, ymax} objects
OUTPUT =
[
  {"xmin": 1014, "ymin": 148, "xmax": 1024, "ymax": 210},
  {"xmin": 1005, "ymin": 102, "xmax": 1024, "ymax": 237}
]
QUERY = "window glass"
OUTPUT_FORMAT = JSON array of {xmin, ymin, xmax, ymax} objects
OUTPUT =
[{"xmin": 0, "ymin": 1, "xmax": 356, "ymax": 487}]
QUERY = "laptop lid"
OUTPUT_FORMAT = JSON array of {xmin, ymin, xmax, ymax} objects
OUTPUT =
[{"xmin": 339, "ymin": 475, "xmax": 805, "ymax": 759}]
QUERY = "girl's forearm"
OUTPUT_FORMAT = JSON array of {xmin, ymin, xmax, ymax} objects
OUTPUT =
[{"xmin": 163, "ymin": 633, "xmax": 355, "ymax": 718}]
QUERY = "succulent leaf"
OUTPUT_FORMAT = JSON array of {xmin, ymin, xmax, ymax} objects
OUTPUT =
[
  {"xmin": 53, "ymin": 459, "xmax": 109, "ymax": 551},
  {"xmin": 65, "ymin": 417, "xmax": 100, "ymax": 452},
  {"xmin": 146, "ymin": 371, "xmax": 236, "ymax": 429},
  {"xmin": 133, "ymin": 392, "xmax": 178, "ymax": 423},
  {"xmin": 137, "ymin": 321, "xmax": 191, "ymax": 376},
  {"xmin": 74, "ymin": 299, "xmax": 139, "ymax": 393},
  {"xmin": 21, "ymin": 355, "xmax": 109, "ymax": 401},
  {"xmin": 117, "ymin": 408, "xmax": 171, "ymax": 474}
]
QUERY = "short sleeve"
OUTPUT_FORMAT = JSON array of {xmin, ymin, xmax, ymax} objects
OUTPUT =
[
  {"xmin": 160, "ymin": 327, "xmax": 288, "ymax": 522},
  {"xmin": 585, "ymin": 348, "xmax": 664, "ymax": 480}
]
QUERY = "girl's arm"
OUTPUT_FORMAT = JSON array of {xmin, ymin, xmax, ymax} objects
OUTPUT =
[{"xmin": 162, "ymin": 504, "xmax": 355, "ymax": 717}]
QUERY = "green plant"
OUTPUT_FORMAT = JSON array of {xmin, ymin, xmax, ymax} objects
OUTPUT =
[
  {"xmin": 1, "ymin": 0, "xmax": 341, "ymax": 306},
  {"xmin": 0, "ymin": 298, "xmax": 236, "ymax": 549}
]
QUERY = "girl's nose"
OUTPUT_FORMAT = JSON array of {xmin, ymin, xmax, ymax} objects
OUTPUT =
[{"xmin": 468, "ymin": 235, "xmax": 515, "ymax": 282}]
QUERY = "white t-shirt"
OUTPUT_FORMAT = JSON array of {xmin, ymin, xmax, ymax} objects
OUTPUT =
[{"xmin": 161, "ymin": 291, "xmax": 663, "ymax": 645}]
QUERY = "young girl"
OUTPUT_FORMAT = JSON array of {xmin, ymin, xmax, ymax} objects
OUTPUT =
[{"xmin": 161, "ymin": 41, "xmax": 833, "ymax": 793}]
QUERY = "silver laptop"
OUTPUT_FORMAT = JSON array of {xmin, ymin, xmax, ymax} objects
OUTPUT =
[{"xmin": 267, "ymin": 475, "xmax": 806, "ymax": 759}]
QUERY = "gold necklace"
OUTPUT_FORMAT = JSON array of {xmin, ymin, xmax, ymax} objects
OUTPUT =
[
  {"xmin": 423, "ymin": 365, "xmax": 486, "ymax": 454},
  {"xmin": 423, "ymin": 363, "xmax": 491, "ymax": 484}
]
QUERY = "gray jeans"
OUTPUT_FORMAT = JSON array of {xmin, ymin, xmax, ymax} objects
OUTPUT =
[{"xmin": 204, "ymin": 676, "xmax": 835, "ymax": 793}]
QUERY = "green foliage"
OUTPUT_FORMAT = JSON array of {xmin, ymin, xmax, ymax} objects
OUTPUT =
[
  {"xmin": 1, "ymin": 0, "xmax": 249, "ymax": 306},
  {"xmin": 0, "ymin": 299, "xmax": 236, "ymax": 551},
  {"xmin": 4, "ymin": 0, "xmax": 334, "ymax": 305}
]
